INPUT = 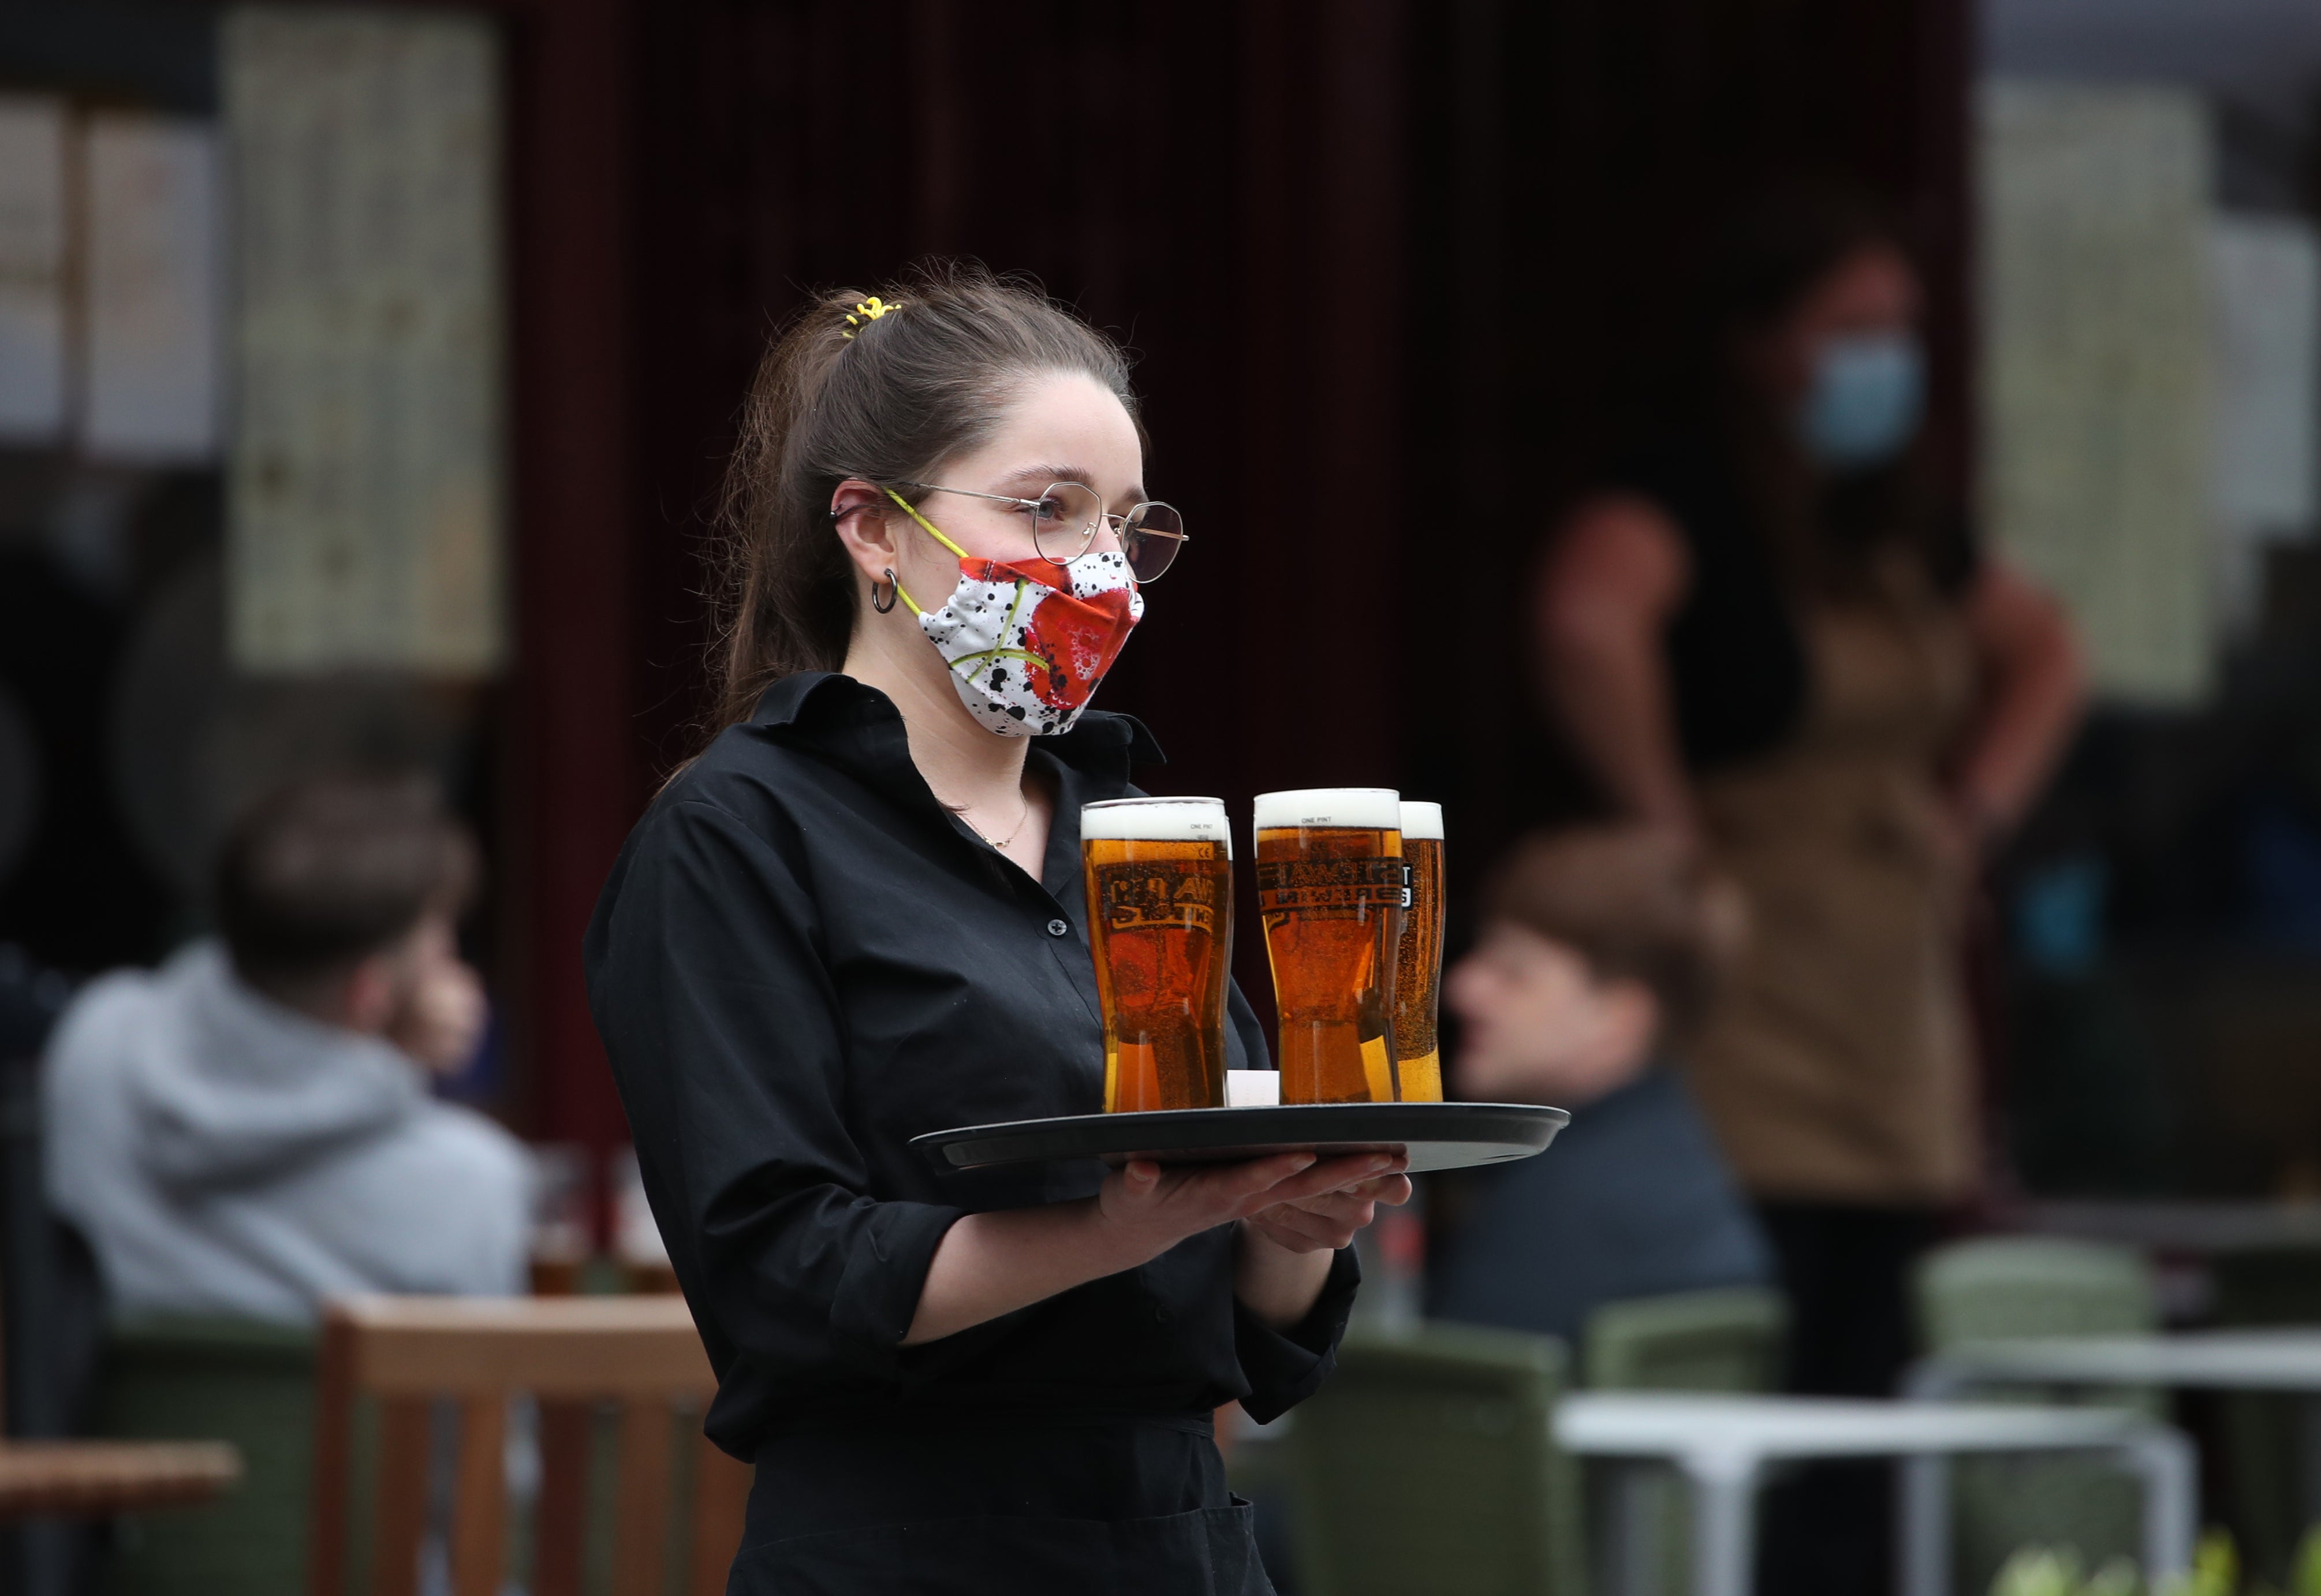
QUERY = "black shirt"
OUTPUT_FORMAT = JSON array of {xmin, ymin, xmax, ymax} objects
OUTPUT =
[{"xmin": 584, "ymin": 672, "xmax": 1359, "ymax": 1460}]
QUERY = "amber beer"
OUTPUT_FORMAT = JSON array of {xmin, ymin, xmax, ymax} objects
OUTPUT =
[
  {"xmin": 1083, "ymin": 798, "xmax": 1234, "ymax": 1112},
  {"xmin": 1254, "ymin": 789, "xmax": 1404, "ymax": 1104},
  {"xmin": 1392, "ymin": 801, "xmax": 1446, "ymax": 1102}
]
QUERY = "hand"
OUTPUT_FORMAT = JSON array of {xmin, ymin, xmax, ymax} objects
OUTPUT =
[
  {"xmin": 1242, "ymin": 1165, "xmax": 1412, "ymax": 1255},
  {"xmin": 388, "ymin": 959, "xmax": 488, "ymax": 1076},
  {"xmin": 1095, "ymin": 1151, "xmax": 1407, "ymax": 1266}
]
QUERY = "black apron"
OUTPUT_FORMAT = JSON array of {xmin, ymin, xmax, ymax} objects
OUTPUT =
[{"xmin": 726, "ymin": 1411, "xmax": 1274, "ymax": 1595}]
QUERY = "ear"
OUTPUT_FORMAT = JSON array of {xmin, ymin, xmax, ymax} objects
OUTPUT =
[{"xmin": 830, "ymin": 478, "xmax": 902, "ymax": 586}]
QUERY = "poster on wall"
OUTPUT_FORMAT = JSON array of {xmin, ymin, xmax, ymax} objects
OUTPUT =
[
  {"xmin": 0, "ymin": 97, "xmax": 69, "ymax": 444},
  {"xmin": 83, "ymin": 114, "xmax": 222, "ymax": 463},
  {"xmin": 1978, "ymin": 79, "xmax": 2215, "ymax": 705},
  {"xmin": 2210, "ymin": 212, "xmax": 2319, "ymax": 633},
  {"xmin": 223, "ymin": 6, "xmax": 506, "ymax": 677}
]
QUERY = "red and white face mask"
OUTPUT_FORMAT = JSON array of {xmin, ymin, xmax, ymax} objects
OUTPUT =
[{"xmin": 888, "ymin": 496, "xmax": 1143, "ymax": 738}]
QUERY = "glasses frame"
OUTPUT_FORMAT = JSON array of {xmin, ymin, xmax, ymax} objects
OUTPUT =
[{"xmin": 890, "ymin": 480, "xmax": 1188, "ymax": 582}]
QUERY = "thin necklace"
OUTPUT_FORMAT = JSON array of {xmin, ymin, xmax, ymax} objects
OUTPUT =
[{"xmin": 950, "ymin": 786, "xmax": 1032, "ymax": 852}]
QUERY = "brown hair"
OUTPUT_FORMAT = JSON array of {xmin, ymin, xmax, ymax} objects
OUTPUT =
[
  {"xmin": 707, "ymin": 261, "xmax": 1140, "ymax": 730},
  {"xmin": 1700, "ymin": 178, "xmax": 1965, "ymax": 597},
  {"xmin": 215, "ymin": 772, "xmax": 477, "ymax": 994},
  {"xmin": 1481, "ymin": 824, "xmax": 1742, "ymax": 1035}
]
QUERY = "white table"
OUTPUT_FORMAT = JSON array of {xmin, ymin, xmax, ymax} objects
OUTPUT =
[
  {"xmin": 1909, "ymin": 1329, "xmax": 2321, "ymax": 1397},
  {"xmin": 1553, "ymin": 1393, "xmax": 2195, "ymax": 1596},
  {"xmin": 1906, "ymin": 1329, "xmax": 2321, "ymax": 1590}
]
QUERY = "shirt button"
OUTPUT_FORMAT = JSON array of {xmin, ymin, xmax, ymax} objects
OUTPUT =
[
  {"xmin": 1046, "ymin": 918, "xmax": 1069, "ymax": 938},
  {"xmin": 1153, "ymin": 1306, "xmax": 1173, "ymax": 1325}
]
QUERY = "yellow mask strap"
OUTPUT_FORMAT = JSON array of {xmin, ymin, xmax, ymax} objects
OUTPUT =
[{"xmin": 883, "ymin": 487, "xmax": 972, "ymax": 561}]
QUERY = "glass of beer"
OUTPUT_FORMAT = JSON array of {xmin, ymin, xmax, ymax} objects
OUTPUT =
[
  {"xmin": 1392, "ymin": 801, "xmax": 1446, "ymax": 1102},
  {"xmin": 1083, "ymin": 797, "xmax": 1234, "ymax": 1112},
  {"xmin": 1253, "ymin": 788, "xmax": 1404, "ymax": 1104}
]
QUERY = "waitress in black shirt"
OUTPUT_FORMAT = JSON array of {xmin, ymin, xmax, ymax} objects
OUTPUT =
[{"xmin": 585, "ymin": 266, "xmax": 1408, "ymax": 1595}]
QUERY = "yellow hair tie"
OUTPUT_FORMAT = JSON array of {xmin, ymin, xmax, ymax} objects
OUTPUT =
[{"xmin": 840, "ymin": 296, "xmax": 901, "ymax": 339}]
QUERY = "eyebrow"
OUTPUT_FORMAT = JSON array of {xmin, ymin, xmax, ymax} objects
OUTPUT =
[{"xmin": 994, "ymin": 464, "xmax": 1149, "ymax": 508}]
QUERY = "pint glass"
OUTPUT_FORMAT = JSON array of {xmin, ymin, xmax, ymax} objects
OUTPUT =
[
  {"xmin": 1253, "ymin": 788, "xmax": 1404, "ymax": 1104},
  {"xmin": 1392, "ymin": 801, "xmax": 1446, "ymax": 1102},
  {"xmin": 1082, "ymin": 797, "xmax": 1234, "ymax": 1112}
]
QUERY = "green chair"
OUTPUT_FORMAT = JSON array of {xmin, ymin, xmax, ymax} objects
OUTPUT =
[
  {"xmin": 1915, "ymin": 1237, "xmax": 2158, "ymax": 1596},
  {"xmin": 1583, "ymin": 1287, "xmax": 1788, "ymax": 1394},
  {"xmin": 1281, "ymin": 1323, "xmax": 1585, "ymax": 1596},
  {"xmin": 1580, "ymin": 1287, "xmax": 1788, "ymax": 1596},
  {"xmin": 2207, "ymin": 1248, "xmax": 2321, "ymax": 1583},
  {"xmin": 88, "ymin": 1316, "xmax": 318, "ymax": 1596}
]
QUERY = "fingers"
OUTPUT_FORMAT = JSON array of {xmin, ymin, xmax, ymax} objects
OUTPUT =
[
  {"xmin": 1238, "ymin": 1152, "xmax": 1409, "ymax": 1213},
  {"xmin": 1119, "ymin": 1153, "xmax": 1318, "ymax": 1214},
  {"xmin": 1203, "ymin": 1152, "xmax": 1319, "ymax": 1199},
  {"xmin": 1242, "ymin": 1216, "xmax": 1334, "ymax": 1254},
  {"xmin": 1247, "ymin": 1199, "xmax": 1376, "ymax": 1252},
  {"xmin": 1262, "ymin": 1188, "xmax": 1383, "ymax": 1229}
]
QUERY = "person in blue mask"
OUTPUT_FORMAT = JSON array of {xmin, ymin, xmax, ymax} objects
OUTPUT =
[{"xmin": 1533, "ymin": 182, "xmax": 2084, "ymax": 1596}]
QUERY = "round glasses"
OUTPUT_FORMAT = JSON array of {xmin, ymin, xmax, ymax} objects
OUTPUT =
[{"xmin": 893, "ymin": 479, "xmax": 1188, "ymax": 583}]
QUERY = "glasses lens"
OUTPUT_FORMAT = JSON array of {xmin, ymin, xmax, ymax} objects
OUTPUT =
[
  {"xmin": 1031, "ymin": 482, "xmax": 1102, "ymax": 564},
  {"xmin": 1120, "ymin": 502, "xmax": 1185, "ymax": 582}
]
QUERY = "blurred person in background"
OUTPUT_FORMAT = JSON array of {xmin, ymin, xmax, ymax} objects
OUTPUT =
[
  {"xmin": 1535, "ymin": 182, "xmax": 2083, "ymax": 1593},
  {"xmin": 42, "ymin": 772, "xmax": 529, "ymax": 1324},
  {"xmin": 1428, "ymin": 824, "xmax": 1771, "ymax": 1341}
]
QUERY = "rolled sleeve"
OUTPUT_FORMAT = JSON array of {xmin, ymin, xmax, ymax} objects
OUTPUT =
[
  {"xmin": 1234, "ymin": 1244, "xmax": 1362, "ymax": 1423},
  {"xmin": 591, "ymin": 797, "xmax": 960, "ymax": 1396},
  {"xmin": 827, "ymin": 1197, "xmax": 967, "ymax": 1375}
]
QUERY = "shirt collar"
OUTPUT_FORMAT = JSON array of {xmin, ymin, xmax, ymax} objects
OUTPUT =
[{"xmin": 750, "ymin": 672, "xmax": 1167, "ymax": 780}]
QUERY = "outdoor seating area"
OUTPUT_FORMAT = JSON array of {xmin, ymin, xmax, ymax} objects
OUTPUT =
[
  {"xmin": 3, "ymin": 1, "xmax": 2319, "ymax": 1593},
  {"xmin": 1222, "ymin": 1243, "xmax": 2321, "ymax": 1596}
]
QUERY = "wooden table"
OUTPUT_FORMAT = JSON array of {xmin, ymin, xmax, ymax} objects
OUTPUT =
[{"xmin": 0, "ymin": 1440, "xmax": 241, "ymax": 1519}]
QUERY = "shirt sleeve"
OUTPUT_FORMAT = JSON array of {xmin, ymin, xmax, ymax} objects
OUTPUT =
[
  {"xmin": 1234, "ymin": 1243, "xmax": 1361, "ymax": 1424},
  {"xmin": 586, "ymin": 797, "xmax": 967, "ymax": 1385}
]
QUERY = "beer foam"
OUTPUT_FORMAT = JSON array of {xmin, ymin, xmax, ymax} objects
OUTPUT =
[
  {"xmin": 1251, "ymin": 788, "xmax": 1401, "ymax": 832},
  {"xmin": 1398, "ymin": 801, "xmax": 1444, "ymax": 840},
  {"xmin": 1081, "ymin": 797, "xmax": 1231, "ymax": 851}
]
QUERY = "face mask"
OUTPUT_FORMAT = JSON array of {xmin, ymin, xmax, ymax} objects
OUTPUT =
[
  {"xmin": 1797, "ymin": 330, "xmax": 1924, "ymax": 469},
  {"xmin": 887, "ymin": 490, "xmax": 1143, "ymax": 737}
]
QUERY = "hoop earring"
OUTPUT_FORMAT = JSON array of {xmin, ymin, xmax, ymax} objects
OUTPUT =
[{"xmin": 871, "ymin": 570, "xmax": 899, "ymax": 614}]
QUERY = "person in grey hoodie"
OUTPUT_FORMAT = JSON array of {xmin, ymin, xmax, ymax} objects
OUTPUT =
[{"xmin": 43, "ymin": 773, "xmax": 531, "ymax": 1325}]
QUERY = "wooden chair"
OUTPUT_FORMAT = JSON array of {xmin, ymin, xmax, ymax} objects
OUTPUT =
[{"xmin": 308, "ymin": 1295, "xmax": 752, "ymax": 1596}]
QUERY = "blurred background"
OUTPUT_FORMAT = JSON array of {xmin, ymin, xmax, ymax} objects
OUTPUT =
[
  {"xmin": 1, "ymin": 0, "xmax": 2313, "ymax": 1237},
  {"xmin": 2, "ymin": 1, "xmax": 2321, "ymax": 1592}
]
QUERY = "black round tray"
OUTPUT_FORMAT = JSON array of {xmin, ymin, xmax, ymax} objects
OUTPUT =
[{"xmin": 912, "ymin": 1102, "xmax": 1568, "ymax": 1176}]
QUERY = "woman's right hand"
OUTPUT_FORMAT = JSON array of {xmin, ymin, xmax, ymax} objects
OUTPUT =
[
  {"xmin": 1095, "ymin": 1152, "xmax": 1401, "ymax": 1265},
  {"xmin": 904, "ymin": 1151, "xmax": 1402, "ymax": 1347}
]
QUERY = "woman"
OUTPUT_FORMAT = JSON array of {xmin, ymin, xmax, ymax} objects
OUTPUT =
[
  {"xmin": 585, "ymin": 267, "xmax": 1406, "ymax": 1595},
  {"xmin": 1535, "ymin": 192, "xmax": 2083, "ymax": 1588}
]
